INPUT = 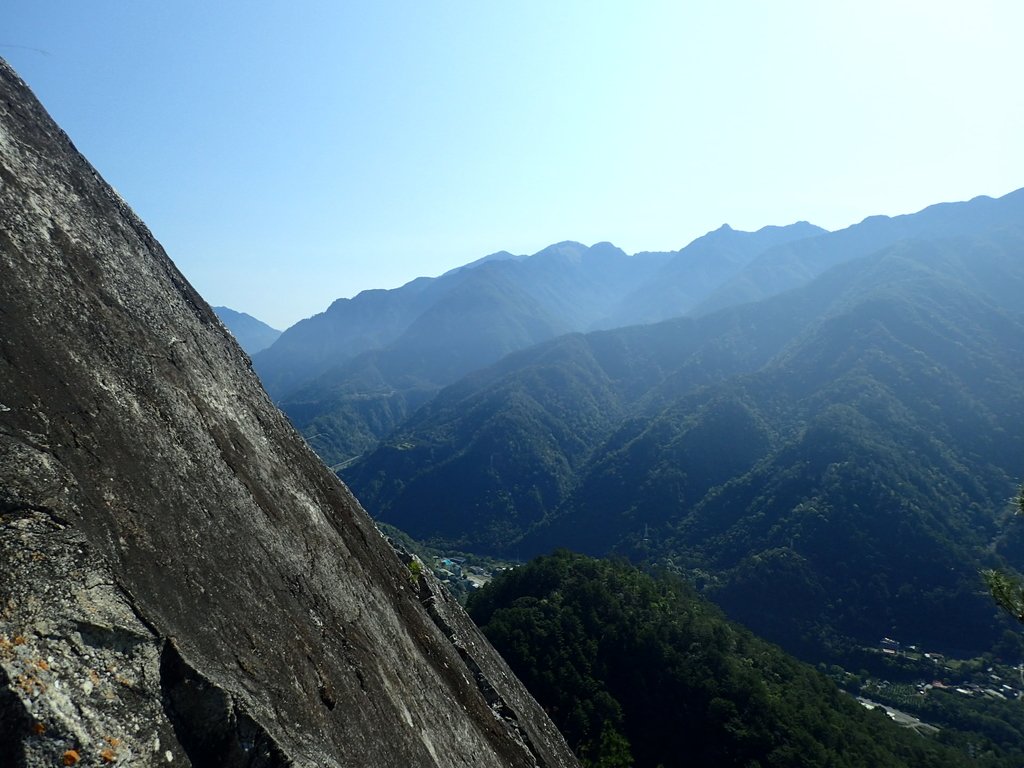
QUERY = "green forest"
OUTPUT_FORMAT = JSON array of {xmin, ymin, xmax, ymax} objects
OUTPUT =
[{"xmin": 468, "ymin": 552, "xmax": 1003, "ymax": 768}]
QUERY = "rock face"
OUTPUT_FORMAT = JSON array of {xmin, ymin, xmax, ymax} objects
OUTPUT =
[{"xmin": 0, "ymin": 59, "xmax": 577, "ymax": 768}]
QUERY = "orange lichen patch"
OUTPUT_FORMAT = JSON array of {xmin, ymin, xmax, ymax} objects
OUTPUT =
[
  {"xmin": 13, "ymin": 635, "xmax": 26, "ymax": 645},
  {"xmin": 16, "ymin": 673, "xmax": 44, "ymax": 695},
  {"xmin": 89, "ymin": 669, "xmax": 101, "ymax": 685},
  {"xmin": 35, "ymin": 658, "xmax": 49, "ymax": 670},
  {"xmin": 104, "ymin": 737, "xmax": 122, "ymax": 747},
  {"xmin": 32, "ymin": 721, "xmax": 46, "ymax": 735},
  {"xmin": 62, "ymin": 750, "xmax": 81, "ymax": 765},
  {"xmin": 99, "ymin": 747, "xmax": 117, "ymax": 763}
]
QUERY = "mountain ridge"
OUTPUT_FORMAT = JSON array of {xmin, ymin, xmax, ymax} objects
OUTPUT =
[
  {"xmin": 693, "ymin": 188, "xmax": 1024, "ymax": 315},
  {"xmin": 256, "ymin": 222, "xmax": 822, "ymax": 465}
]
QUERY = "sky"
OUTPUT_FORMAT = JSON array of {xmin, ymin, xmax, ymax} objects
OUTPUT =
[{"xmin": 4, "ymin": 2, "xmax": 1024, "ymax": 330}]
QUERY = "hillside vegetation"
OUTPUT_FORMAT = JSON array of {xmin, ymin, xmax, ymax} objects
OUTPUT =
[{"xmin": 468, "ymin": 553, "xmax": 988, "ymax": 768}]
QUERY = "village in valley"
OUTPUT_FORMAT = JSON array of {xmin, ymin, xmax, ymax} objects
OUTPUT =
[
  {"xmin": 867, "ymin": 636, "xmax": 1023, "ymax": 702},
  {"xmin": 432, "ymin": 556, "xmax": 499, "ymax": 592},
  {"xmin": 824, "ymin": 634, "xmax": 1024, "ymax": 744},
  {"xmin": 375, "ymin": 523, "xmax": 514, "ymax": 602}
]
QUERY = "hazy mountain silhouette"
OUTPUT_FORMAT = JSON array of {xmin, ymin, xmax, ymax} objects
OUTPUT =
[
  {"xmin": 693, "ymin": 189, "xmax": 1024, "ymax": 315},
  {"xmin": 213, "ymin": 305, "xmax": 281, "ymax": 354},
  {"xmin": 256, "ymin": 226, "xmax": 820, "ymax": 464},
  {"xmin": 597, "ymin": 220, "xmax": 826, "ymax": 328}
]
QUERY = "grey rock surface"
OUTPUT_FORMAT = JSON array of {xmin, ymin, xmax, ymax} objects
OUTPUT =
[{"xmin": 0, "ymin": 58, "xmax": 578, "ymax": 768}]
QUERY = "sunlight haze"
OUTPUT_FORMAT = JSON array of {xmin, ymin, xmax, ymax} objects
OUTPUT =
[{"xmin": 4, "ymin": 0, "xmax": 1022, "ymax": 328}]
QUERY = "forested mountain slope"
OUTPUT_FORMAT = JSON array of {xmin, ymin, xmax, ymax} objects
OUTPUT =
[
  {"xmin": 468, "ymin": 552, "xmax": 986, "ymax": 768},
  {"xmin": 265, "ymin": 225, "xmax": 817, "ymax": 464},
  {"xmin": 346, "ymin": 224, "xmax": 1024, "ymax": 657}
]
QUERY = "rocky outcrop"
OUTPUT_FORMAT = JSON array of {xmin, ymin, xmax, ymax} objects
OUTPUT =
[{"xmin": 0, "ymin": 58, "xmax": 577, "ymax": 768}]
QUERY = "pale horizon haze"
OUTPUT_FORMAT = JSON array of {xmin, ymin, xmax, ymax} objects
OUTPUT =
[{"xmin": 4, "ymin": 1, "xmax": 1023, "ymax": 329}]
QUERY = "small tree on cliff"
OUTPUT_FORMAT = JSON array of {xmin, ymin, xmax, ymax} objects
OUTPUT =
[{"xmin": 984, "ymin": 487, "xmax": 1024, "ymax": 624}]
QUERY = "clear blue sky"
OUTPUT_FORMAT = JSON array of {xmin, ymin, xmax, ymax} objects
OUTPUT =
[{"xmin": 5, "ymin": 2, "xmax": 1023, "ymax": 329}]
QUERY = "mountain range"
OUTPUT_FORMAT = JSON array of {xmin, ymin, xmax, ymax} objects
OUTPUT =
[
  {"xmin": 341, "ymin": 190, "xmax": 1024, "ymax": 660},
  {"xmin": 253, "ymin": 191, "xmax": 1023, "ymax": 475},
  {"xmin": 252, "ymin": 224, "xmax": 822, "ymax": 465},
  {"xmin": 213, "ymin": 305, "xmax": 282, "ymax": 354}
]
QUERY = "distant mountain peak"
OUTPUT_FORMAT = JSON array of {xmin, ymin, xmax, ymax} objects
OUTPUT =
[
  {"xmin": 527, "ymin": 241, "xmax": 628, "ymax": 265},
  {"xmin": 533, "ymin": 240, "xmax": 587, "ymax": 255},
  {"xmin": 213, "ymin": 305, "xmax": 282, "ymax": 354},
  {"xmin": 756, "ymin": 220, "xmax": 826, "ymax": 235},
  {"xmin": 441, "ymin": 249, "xmax": 525, "ymax": 276}
]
